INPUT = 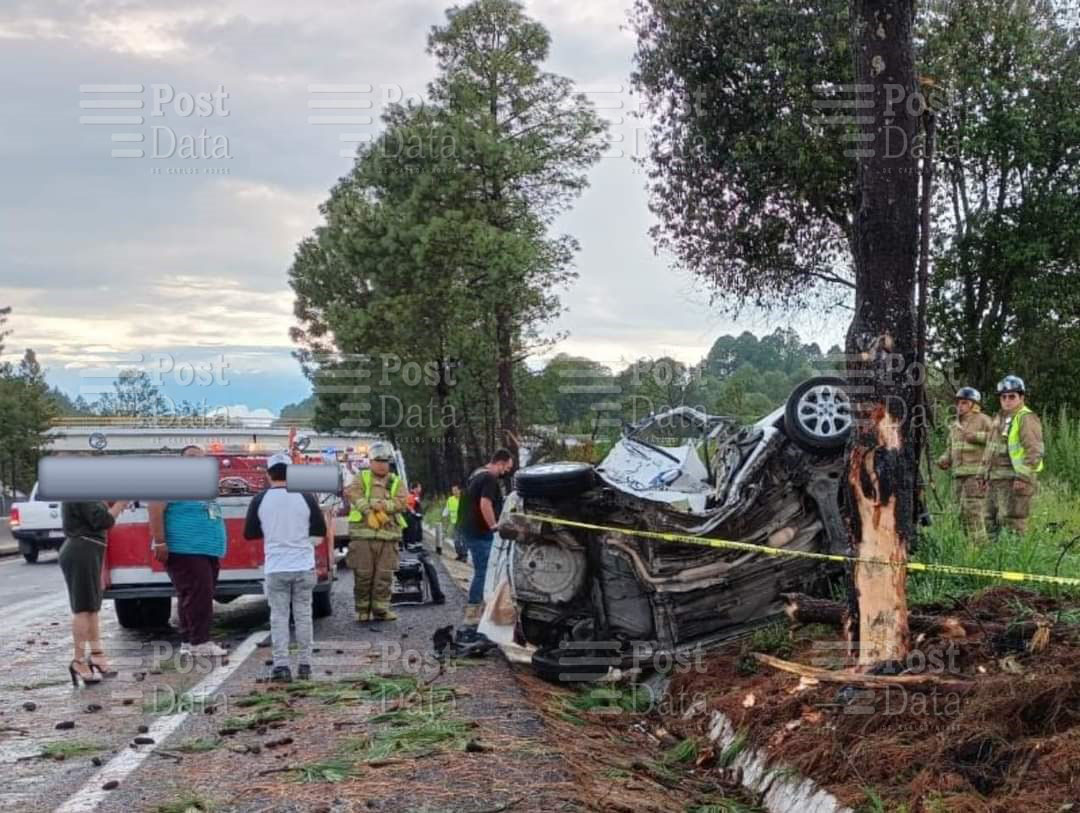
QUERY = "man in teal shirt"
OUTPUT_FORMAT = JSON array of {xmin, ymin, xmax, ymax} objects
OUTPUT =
[{"xmin": 149, "ymin": 445, "xmax": 228, "ymax": 657}]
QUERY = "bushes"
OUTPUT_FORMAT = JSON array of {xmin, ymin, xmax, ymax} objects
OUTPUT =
[{"xmin": 1044, "ymin": 407, "xmax": 1080, "ymax": 496}]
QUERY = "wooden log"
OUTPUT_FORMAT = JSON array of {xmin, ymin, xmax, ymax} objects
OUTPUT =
[
  {"xmin": 781, "ymin": 593, "xmax": 1070, "ymax": 643},
  {"xmin": 753, "ymin": 653, "xmax": 974, "ymax": 693},
  {"xmin": 782, "ymin": 593, "xmax": 968, "ymax": 639}
]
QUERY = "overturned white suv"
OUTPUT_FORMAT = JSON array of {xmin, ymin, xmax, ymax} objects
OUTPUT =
[{"xmin": 497, "ymin": 377, "xmax": 853, "ymax": 681}]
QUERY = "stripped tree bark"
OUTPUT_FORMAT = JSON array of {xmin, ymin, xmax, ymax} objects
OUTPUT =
[{"xmin": 845, "ymin": 0, "xmax": 921, "ymax": 667}]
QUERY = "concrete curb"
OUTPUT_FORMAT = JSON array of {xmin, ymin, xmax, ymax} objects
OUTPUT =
[{"xmin": 706, "ymin": 711, "xmax": 853, "ymax": 813}]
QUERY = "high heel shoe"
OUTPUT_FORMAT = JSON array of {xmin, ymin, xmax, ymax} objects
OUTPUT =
[
  {"xmin": 69, "ymin": 659, "xmax": 102, "ymax": 687},
  {"xmin": 88, "ymin": 651, "xmax": 117, "ymax": 678}
]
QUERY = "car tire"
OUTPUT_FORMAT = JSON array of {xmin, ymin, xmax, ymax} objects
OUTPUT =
[
  {"xmin": 514, "ymin": 462, "xmax": 595, "ymax": 500},
  {"xmin": 21, "ymin": 548, "xmax": 39, "ymax": 564},
  {"xmin": 531, "ymin": 645, "xmax": 623, "ymax": 684},
  {"xmin": 784, "ymin": 376, "xmax": 853, "ymax": 452},
  {"xmin": 114, "ymin": 597, "xmax": 172, "ymax": 630},
  {"xmin": 313, "ymin": 586, "xmax": 333, "ymax": 618}
]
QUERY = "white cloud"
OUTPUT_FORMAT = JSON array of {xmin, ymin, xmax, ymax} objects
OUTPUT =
[{"xmin": 1, "ymin": 0, "xmax": 845, "ymax": 413}]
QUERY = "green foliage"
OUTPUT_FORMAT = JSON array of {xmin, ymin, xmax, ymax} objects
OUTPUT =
[
  {"xmin": 0, "ymin": 337, "xmax": 57, "ymax": 494},
  {"xmin": 1044, "ymin": 408, "xmax": 1080, "ymax": 495},
  {"xmin": 279, "ymin": 394, "xmax": 316, "ymax": 420},
  {"xmin": 359, "ymin": 708, "xmax": 473, "ymax": 762},
  {"xmin": 93, "ymin": 369, "xmax": 169, "ymax": 417},
  {"xmin": 518, "ymin": 327, "xmax": 832, "ymax": 442},
  {"xmin": 565, "ymin": 685, "xmax": 655, "ymax": 715},
  {"xmin": 661, "ymin": 737, "xmax": 698, "ymax": 766},
  {"xmin": 717, "ymin": 729, "xmax": 748, "ymax": 769},
  {"xmin": 736, "ymin": 620, "xmax": 794, "ymax": 675},
  {"xmin": 289, "ymin": 0, "xmax": 605, "ymax": 486},
  {"xmin": 925, "ymin": 0, "xmax": 1080, "ymax": 410},
  {"xmin": 912, "ymin": 477, "xmax": 1080, "ymax": 604},
  {"xmin": 296, "ymin": 756, "xmax": 356, "ymax": 784},
  {"xmin": 631, "ymin": 0, "xmax": 1080, "ymax": 419},
  {"xmin": 630, "ymin": 0, "xmax": 854, "ymax": 313},
  {"xmin": 38, "ymin": 740, "xmax": 105, "ymax": 760}
]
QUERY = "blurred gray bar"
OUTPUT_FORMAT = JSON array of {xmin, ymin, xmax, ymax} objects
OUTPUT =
[
  {"xmin": 287, "ymin": 464, "xmax": 341, "ymax": 494},
  {"xmin": 37, "ymin": 456, "xmax": 220, "ymax": 501}
]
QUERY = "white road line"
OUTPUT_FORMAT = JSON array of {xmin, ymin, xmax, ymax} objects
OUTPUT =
[{"xmin": 53, "ymin": 630, "xmax": 267, "ymax": 813}]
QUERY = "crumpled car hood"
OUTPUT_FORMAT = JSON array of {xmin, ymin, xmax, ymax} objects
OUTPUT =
[{"xmin": 594, "ymin": 437, "xmax": 712, "ymax": 514}]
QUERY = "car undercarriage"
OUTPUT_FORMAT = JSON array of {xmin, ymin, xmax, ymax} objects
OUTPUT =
[{"xmin": 497, "ymin": 377, "xmax": 854, "ymax": 680}]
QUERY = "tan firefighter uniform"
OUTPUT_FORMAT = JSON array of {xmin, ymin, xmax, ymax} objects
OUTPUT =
[
  {"xmin": 984, "ymin": 405, "xmax": 1044, "ymax": 536},
  {"xmin": 936, "ymin": 406, "xmax": 994, "ymax": 541},
  {"xmin": 345, "ymin": 467, "xmax": 407, "ymax": 621}
]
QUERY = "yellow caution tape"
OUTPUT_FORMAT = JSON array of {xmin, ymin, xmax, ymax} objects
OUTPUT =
[{"xmin": 517, "ymin": 513, "xmax": 1080, "ymax": 589}]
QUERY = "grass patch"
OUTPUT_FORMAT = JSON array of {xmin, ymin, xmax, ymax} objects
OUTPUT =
[
  {"xmin": 359, "ymin": 708, "xmax": 473, "ymax": 761},
  {"xmin": 297, "ymin": 756, "xmax": 356, "ymax": 784},
  {"xmin": 151, "ymin": 793, "xmax": 215, "ymax": 813},
  {"xmin": 910, "ymin": 484, "xmax": 1080, "ymax": 605},
  {"xmin": 174, "ymin": 737, "xmax": 222, "ymax": 753},
  {"xmin": 39, "ymin": 740, "xmax": 105, "ymax": 760},
  {"xmin": 266, "ymin": 674, "xmax": 455, "ymax": 708},
  {"xmin": 221, "ymin": 706, "xmax": 298, "ymax": 731},
  {"xmin": 292, "ymin": 706, "xmax": 471, "ymax": 783},
  {"xmin": 661, "ymin": 737, "xmax": 698, "ymax": 766},
  {"xmin": 565, "ymin": 685, "xmax": 654, "ymax": 716},
  {"xmin": 718, "ymin": 729, "xmax": 748, "ymax": 769},
  {"xmin": 232, "ymin": 691, "xmax": 288, "ymax": 709},
  {"xmin": 737, "ymin": 621, "xmax": 793, "ymax": 675}
]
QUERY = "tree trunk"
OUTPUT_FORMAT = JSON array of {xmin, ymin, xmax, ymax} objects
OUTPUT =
[
  {"xmin": 435, "ymin": 359, "xmax": 465, "ymax": 487},
  {"xmin": 494, "ymin": 303, "xmax": 520, "ymax": 465},
  {"xmin": 845, "ymin": 0, "xmax": 920, "ymax": 667}
]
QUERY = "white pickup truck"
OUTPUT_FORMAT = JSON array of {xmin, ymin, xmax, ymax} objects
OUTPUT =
[{"xmin": 8, "ymin": 483, "xmax": 65, "ymax": 563}]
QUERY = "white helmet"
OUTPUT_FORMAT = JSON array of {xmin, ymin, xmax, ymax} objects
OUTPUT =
[{"xmin": 369, "ymin": 441, "xmax": 395, "ymax": 462}]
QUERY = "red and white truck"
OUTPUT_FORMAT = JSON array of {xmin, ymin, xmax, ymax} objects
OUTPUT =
[{"xmin": 103, "ymin": 451, "xmax": 336, "ymax": 629}]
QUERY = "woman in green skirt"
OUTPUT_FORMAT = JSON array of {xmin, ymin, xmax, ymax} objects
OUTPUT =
[{"xmin": 60, "ymin": 500, "xmax": 128, "ymax": 686}]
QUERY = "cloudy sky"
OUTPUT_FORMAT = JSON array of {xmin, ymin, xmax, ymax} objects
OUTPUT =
[{"xmin": 1, "ymin": 0, "xmax": 848, "ymax": 417}]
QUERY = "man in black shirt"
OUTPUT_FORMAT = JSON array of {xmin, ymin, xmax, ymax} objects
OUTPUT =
[{"xmin": 459, "ymin": 449, "xmax": 514, "ymax": 632}]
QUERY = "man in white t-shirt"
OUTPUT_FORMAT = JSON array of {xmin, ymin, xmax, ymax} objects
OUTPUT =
[{"xmin": 243, "ymin": 452, "xmax": 326, "ymax": 683}]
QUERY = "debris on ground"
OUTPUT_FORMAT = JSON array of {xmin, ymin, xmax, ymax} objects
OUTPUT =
[{"xmin": 667, "ymin": 587, "xmax": 1080, "ymax": 811}]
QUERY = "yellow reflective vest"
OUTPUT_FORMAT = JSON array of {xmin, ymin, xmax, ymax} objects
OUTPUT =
[
  {"xmin": 1007, "ymin": 406, "xmax": 1044, "ymax": 478},
  {"xmin": 347, "ymin": 469, "xmax": 407, "ymax": 529}
]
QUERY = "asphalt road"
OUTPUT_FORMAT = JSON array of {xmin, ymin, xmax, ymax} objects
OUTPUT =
[
  {"xmin": 0, "ymin": 550, "xmax": 67, "ymax": 610},
  {"xmin": 0, "ymin": 538, "xmax": 546, "ymax": 813}
]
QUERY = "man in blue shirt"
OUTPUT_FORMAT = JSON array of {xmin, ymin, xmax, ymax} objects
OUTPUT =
[{"xmin": 149, "ymin": 445, "xmax": 228, "ymax": 657}]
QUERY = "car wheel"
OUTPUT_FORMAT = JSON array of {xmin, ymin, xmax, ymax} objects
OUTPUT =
[
  {"xmin": 785, "ymin": 376, "xmax": 853, "ymax": 451},
  {"xmin": 514, "ymin": 462, "xmax": 595, "ymax": 500},
  {"xmin": 21, "ymin": 548, "xmax": 39, "ymax": 564},
  {"xmin": 313, "ymin": 586, "xmax": 333, "ymax": 618},
  {"xmin": 532, "ymin": 646, "xmax": 621, "ymax": 684}
]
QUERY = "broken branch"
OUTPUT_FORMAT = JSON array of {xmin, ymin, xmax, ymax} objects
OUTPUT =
[{"xmin": 753, "ymin": 653, "xmax": 974, "ymax": 693}]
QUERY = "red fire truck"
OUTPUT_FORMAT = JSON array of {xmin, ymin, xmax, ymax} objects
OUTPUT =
[{"xmin": 103, "ymin": 449, "xmax": 336, "ymax": 629}]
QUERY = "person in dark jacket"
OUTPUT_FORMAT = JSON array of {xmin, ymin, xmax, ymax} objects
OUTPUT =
[{"xmin": 60, "ymin": 499, "xmax": 129, "ymax": 685}]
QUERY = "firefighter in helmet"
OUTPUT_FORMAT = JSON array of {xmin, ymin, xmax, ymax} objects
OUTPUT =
[
  {"xmin": 344, "ymin": 441, "xmax": 408, "ymax": 622},
  {"xmin": 936, "ymin": 386, "xmax": 994, "ymax": 542},
  {"xmin": 983, "ymin": 375, "xmax": 1044, "ymax": 537}
]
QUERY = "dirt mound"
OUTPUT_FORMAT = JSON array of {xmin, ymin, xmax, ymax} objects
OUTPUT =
[{"xmin": 667, "ymin": 588, "xmax": 1080, "ymax": 811}]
